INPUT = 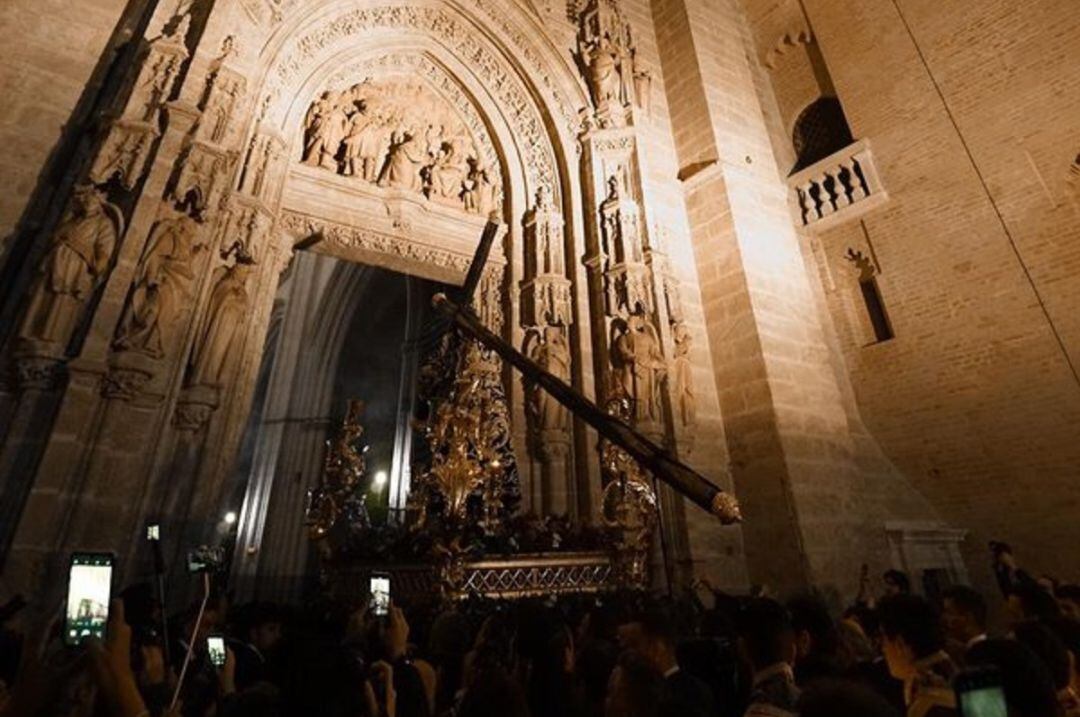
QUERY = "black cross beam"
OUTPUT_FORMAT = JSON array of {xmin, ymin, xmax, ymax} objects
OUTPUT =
[{"xmin": 429, "ymin": 220, "xmax": 741, "ymax": 524}]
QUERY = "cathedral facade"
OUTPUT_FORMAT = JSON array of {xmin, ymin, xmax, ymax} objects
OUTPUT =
[{"xmin": 0, "ymin": 0, "xmax": 1077, "ymax": 602}]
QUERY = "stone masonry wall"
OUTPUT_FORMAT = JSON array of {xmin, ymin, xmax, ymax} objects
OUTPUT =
[
  {"xmin": 746, "ymin": 0, "xmax": 1080, "ymax": 584},
  {"xmin": 0, "ymin": 0, "xmax": 133, "ymax": 250}
]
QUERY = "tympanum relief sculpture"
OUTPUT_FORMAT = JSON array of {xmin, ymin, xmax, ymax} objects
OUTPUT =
[
  {"xmin": 16, "ymin": 185, "xmax": 124, "ymax": 355},
  {"xmin": 300, "ymin": 78, "xmax": 498, "ymax": 215}
]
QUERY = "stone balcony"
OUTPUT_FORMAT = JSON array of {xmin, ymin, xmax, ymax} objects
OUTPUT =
[{"xmin": 789, "ymin": 138, "xmax": 888, "ymax": 231}]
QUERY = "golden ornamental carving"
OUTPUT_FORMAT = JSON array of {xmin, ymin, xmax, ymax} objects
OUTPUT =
[
  {"xmin": 306, "ymin": 399, "xmax": 371, "ymax": 542},
  {"xmin": 599, "ymin": 396, "xmax": 657, "ymax": 583}
]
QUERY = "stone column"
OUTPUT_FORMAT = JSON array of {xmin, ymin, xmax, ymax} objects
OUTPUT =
[{"xmin": 651, "ymin": 0, "xmax": 909, "ymax": 593}]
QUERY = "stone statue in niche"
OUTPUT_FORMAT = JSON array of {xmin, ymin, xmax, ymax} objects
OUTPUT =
[
  {"xmin": 671, "ymin": 321, "xmax": 696, "ymax": 429},
  {"xmin": 611, "ymin": 312, "xmax": 666, "ymax": 425},
  {"xmin": 187, "ymin": 248, "xmax": 255, "ymax": 387},
  {"xmin": 113, "ymin": 211, "xmax": 204, "ymax": 358},
  {"xmin": 17, "ymin": 185, "xmax": 123, "ymax": 349},
  {"xmin": 526, "ymin": 325, "xmax": 572, "ymax": 431},
  {"xmin": 575, "ymin": 0, "xmax": 637, "ymax": 123},
  {"xmin": 297, "ymin": 77, "xmax": 499, "ymax": 214},
  {"xmin": 533, "ymin": 185, "xmax": 565, "ymax": 275}
]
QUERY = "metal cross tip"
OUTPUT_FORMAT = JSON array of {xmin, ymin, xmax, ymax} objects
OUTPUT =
[{"xmin": 710, "ymin": 491, "xmax": 743, "ymax": 525}]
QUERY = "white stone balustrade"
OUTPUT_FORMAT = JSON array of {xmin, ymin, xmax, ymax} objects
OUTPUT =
[{"xmin": 789, "ymin": 138, "xmax": 887, "ymax": 231}]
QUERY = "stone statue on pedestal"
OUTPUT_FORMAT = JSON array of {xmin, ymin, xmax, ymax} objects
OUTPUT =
[
  {"xmin": 17, "ymin": 185, "xmax": 123, "ymax": 352},
  {"xmin": 187, "ymin": 250, "xmax": 254, "ymax": 387},
  {"xmin": 113, "ymin": 212, "xmax": 203, "ymax": 359},
  {"xmin": 611, "ymin": 313, "xmax": 665, "ymax": 425}
]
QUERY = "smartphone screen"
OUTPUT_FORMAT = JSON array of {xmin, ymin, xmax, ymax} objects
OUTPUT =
[
  {"xmin": 64, "ymin": 553, "xmax": 113, "ymax": 646},
  {"xmin": 958, "ymin": 685, "xmax": 1007, "ymax": 717},
  {"xmin": 956, "ymin": 667, "xmax": 1008, "ymax": 717},
  {"xmin": 370, "ymin": 574, "xmax": 390, "ymax": 617},
  {"xmin": 207, "ymin": 635, "xmax": 226, "ymax": 667}
]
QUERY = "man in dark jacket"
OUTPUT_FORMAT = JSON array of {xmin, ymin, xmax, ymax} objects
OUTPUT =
[{"xmin": 619, "ymin": 608, "xmax": 716, "ymax": 717}]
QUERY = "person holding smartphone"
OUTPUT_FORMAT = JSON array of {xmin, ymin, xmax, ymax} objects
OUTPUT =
[{"xmin": 877, "ymin": 594, "xmax": 958, "ymax": 717}]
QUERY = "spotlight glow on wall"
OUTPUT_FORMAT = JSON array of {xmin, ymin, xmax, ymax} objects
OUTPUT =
[
  {"xmin": 373, "ymin": 470, "xmax": 388, "ymax": 489},
  {"xmin": 223, "ymin": 511, "xmax": 237, "ymax": 525}
]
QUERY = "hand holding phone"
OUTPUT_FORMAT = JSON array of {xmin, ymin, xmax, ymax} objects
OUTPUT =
[
  {"xmin": 64, "ymin": 553, "xmax": 114, "ymax": 646},
  {"xmin": 207, "ymin": 635, "xmax": 226, "ymax": 668},
  {"xmin": 369, "ymin": 573, "xmax": 391, "ymax": 618}
]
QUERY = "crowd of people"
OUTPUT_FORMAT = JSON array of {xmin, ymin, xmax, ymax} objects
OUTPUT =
[{"xmin": 1, "ymin": 543, "xmax": 1078, "ymax": 717}]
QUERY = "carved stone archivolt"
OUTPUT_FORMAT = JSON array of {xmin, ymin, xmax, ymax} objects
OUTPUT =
[{"xmin": 298, "ymin": 76, "xmax": 499, "ymax": 215}]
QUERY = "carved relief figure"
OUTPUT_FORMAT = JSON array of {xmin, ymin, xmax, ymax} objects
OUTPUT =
[
  {"xmin": 671, "ymin": 321, "xmax": 696, "ymax": 429},
  {"xmin": 17, "ymin": 186, "xmax": 123, "ymax": 349},
  {"xmin": 463, "ymin": 156, "xmax": 496, "ymax": 215},
  {"xmin": 188, "ymin": 253, "xmax": 254, "ymax": 387},
  {"xmin": 424, "ymin": 140, "xmax": 468, "ymax": 200},
  {"xmin": 341, "ymin": 109, "xmax": 370, "ymax": 177},
  {"xmin": 378, "ymin": 129, "xmax": 426, "ymax": 190},
  {"xmin": 526, "ymin": 325, "xmax": 571, "ymax": 431},
  {"xmin": 611, "ymin": 313, "xmax": 665, "ymax": 424},
  {"xmin": 302, "ymin": 92, "xmax": 348, "ymax": 169},
  {"xmin": 113, "ymin": 212, "xmax": 204, "ymax": 358}
]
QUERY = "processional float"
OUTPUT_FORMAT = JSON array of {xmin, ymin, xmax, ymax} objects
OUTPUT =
[{"xmin": 305, "ymin": 220, "xmax": 741, "ymax": 602}]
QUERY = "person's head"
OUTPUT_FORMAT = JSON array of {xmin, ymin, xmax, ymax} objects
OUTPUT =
[
  {"xmin": 877, "ymin": 594, "xmax": 945, "ymax": 680},
  {"xmin": 967, "ymin": 638, "xmax": 1060, "ymax": 717},
  {"xmin": 605, "ymin": 650, "xmax": 664, "ymax": 717},
  {"xmin": 617, "ymin": 608, "xmax": 678, "ymax": 674},
  {"xmin": 797, "ymin": 679, "xmax": 903, "ymax": 717},
  {"xmin": 1013, "ymin": 621, "xmax": 1071, "ymax": 691},
  {"xmin": 787, "ymin": 594, "xmax": 839, "ymax": 660},
  {"xmin": 736, "ymin": 598, "xmax": 796, "ymax": 672},
  {"xmin": 1056, "ymin": 584, "xmax": 1080, "ymax": 621},
  {"xmin": 941, "ymin": 585, "xmax": 987, "ymax": 645},
  {"xmin": 882, "ymin": 570, "xmax": 911, "ymax": 597},
  {"xmin": 1007, "ymin": 583, "xmax": 1061, "ymax": 625},
  {"xmin": 244, "ymin": 602, "xmax": 283, "ymax": 653}
]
